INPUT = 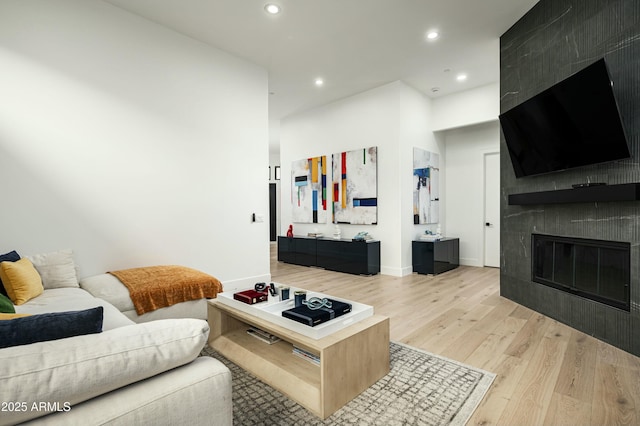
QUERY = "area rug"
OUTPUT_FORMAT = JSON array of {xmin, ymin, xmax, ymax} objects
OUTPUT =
[{"xmin": 200, "ymin": 341, "xmax": 495, "ymax": 425}]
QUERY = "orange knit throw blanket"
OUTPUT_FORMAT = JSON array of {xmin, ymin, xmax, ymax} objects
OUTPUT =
[{"xmin": 108, "ymin": 265, "xmax": 223, "ymax": 315}]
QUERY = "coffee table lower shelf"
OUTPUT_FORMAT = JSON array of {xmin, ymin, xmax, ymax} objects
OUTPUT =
[{"xmin": 207, "ymin": 300, "xmax": 390, "ymax": 419}]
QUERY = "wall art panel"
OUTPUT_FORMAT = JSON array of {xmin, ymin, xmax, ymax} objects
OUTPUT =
[
  {"xmin": 332, "ymin": 147, "xmax": 377, "ymax": 225},
  {"xmin": 413, "ymin": 147, "xmax": 440, "ymax": 224},
  {"xmin": 291, "ymin": 156, "xmax": 328, "ymax": 223}
]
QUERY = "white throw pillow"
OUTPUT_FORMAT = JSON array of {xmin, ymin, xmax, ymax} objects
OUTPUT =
[
  {"xmin": 27, "ymin": 249, "xmax": 79, "ymax": 289},
  {"xmin": 0, "ymin": 318, "xmax": 210, "ymax": 425}
]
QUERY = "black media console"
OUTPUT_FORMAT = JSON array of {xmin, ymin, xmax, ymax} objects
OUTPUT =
[{"xmin": 277, "ymin": 236, "xmax": 380, "ymax": 275}]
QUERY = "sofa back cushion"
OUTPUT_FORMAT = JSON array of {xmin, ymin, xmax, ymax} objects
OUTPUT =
[
  {"xmin": 0, "ymin": 318, "xmax": 210, "ymax": 425},
  {"xmin": 27, "ymin": 249, "xmax": 79, "ymax": 289},
  {"xmin": 0, "ymin": 307, "xmax": 104, "ymax": 349},
  {"xmin": 0, "ymin": 258, "xmax": 44, "ymax": 305}
]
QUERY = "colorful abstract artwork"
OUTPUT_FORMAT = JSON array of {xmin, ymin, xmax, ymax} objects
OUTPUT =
[
  {"xmin": 332, "ymin": 147, "xmax": 378, "ymax": 225},
  {"xmin": 291, "ymin": 156, "xmax": 328, "ymax": 223},
  {"xmin": 413, "ymin": 147, "xmax": 439, "ymax": 224}
]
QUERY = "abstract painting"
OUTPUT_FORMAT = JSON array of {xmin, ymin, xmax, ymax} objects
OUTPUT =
[
  {"xmin": 413, "ymin": 147, "xmax": 439, "ymax": 224},
  {"xmin": 332, "ymin": 147, "xmax": 377, "ymax": 225},
  {"xmin": 291, "ymin": 156, "xmax": 328, "ymax": 223}
]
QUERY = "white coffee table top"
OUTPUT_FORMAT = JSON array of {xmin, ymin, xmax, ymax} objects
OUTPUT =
[{"xmin": 215, "ymin": 284, "xmax": 374, "ymax": 339}]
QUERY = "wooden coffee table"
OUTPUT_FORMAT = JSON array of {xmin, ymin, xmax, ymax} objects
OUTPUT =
[{"xmin": 207, "ymin": 291, "xmax": 389, "ymax": 419}]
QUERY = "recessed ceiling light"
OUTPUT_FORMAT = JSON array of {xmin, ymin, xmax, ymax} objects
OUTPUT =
[
  {"xmin": 431, "ymin": 87, "xmax": 440, "ymax": 93},
  {"xmin": 426, "ymin": 31, "xmax": 439, "ymax": 40},
  {"xmin": 264, "ymin": 4, "xmax": 281, "ymax": 14},
  {"xmin": 456, "ymin": 74, "xmax": 468, "ymax": 82},
  {"xmin": 314, "ymin": 78, "xmax": 324, "ymax": 87}
]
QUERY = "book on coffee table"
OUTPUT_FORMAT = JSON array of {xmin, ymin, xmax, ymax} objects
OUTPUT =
[
  {"xmin": 292, "ymin": 345, "xmax": 320, "ymax": 365},
  {"xmin": 282, "ymin": 299, "xmax": 352, "ymax": 327},
  {"xmin": 246, "ymin": 327, "xmax": 281, "ymax": 344}
]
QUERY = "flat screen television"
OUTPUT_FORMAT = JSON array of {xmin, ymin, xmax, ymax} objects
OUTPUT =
[{"xmin": 499, "ymin": 58, "xmax": 630, "ymax": 178}]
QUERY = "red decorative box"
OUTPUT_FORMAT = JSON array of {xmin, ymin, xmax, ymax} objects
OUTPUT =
[{"xmin": 233, "ymin": 289, "xmax": 268, "ymax": 305}]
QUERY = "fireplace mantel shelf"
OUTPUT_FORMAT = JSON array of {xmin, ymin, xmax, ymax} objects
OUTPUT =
[{"xmin": 508, "ymin": 183, "xmax": 640, "ymax": 205}]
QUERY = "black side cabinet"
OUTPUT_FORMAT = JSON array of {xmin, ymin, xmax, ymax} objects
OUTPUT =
[
  {"xmin": 278, "ymin": 236, "xmax": 380, "ymax": 275},
  {"xmin": 412, "ymin": 238, "xmax": 459, "ymax": 275}
]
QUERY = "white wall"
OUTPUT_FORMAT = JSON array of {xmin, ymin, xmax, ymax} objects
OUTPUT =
[
  {"xmin": 443, "ymin": 121, "xmax": 500, "ymax": 266},
  {"xmin": 280, "ymin": 81, "xmax": 438, "ymax": 276},
  {"xmin": 0, "ymin": 0, "xmax": 270, "ymax": 288},
  {"xmin": 431, "ymin": 83, "xmax": 499, "ymax": 131}
]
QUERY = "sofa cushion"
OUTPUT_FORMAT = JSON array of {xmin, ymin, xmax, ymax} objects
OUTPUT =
[
  {"xmin": 0, "ymin": 258, "xmax": 44, "ymax": 305},
  {"xmin": 0, "ymin": 318, "xmax": 210, "ymax": 425},
  {"xmin": 0, "ymin": 250, "xmax": 20, "ymax": 296},
  {"xmin": 0, "ymin": 293, "xmax": 14, "ymax": 313},
  {"xmin": 15, "ymin": 288, "xmax": 135, "ymax": 331},
  {"xmin": 27, "ymin": 249, "xmax": 79, "ymax": 289},
  {"xmin": 0, "ymin": 307, "xmax": 103, "ymax": 349},
  {"xmin": 80, "ymin": 273, "xmax": 136, "ymax": 312}
]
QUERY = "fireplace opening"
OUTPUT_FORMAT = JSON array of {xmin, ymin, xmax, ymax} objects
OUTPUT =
[{"xmin": 532, "ymin": 234, "xmax": 630, "ymax": 311}]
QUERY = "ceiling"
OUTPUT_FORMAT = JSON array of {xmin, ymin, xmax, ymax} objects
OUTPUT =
[{"xmin": 103, "ymin": 0, "xmax": 539, "ymax": 150}]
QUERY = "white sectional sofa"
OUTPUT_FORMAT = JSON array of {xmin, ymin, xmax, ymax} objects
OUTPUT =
[
  {"xmin": 79, "ymin": 273, "xmax": 208, "ymax": 323},
  {"xmin": 0, "ymin": 250, "xmax": 232, "ymax": 426}
]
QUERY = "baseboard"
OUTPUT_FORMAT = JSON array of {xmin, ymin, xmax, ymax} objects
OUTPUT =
[
  {"xmin": 380, "ymin": 266, "xmax": 413, "ymax": 277},
  {"xmin": 460, "ymin": 258, "xmax": 482, "ymax": 267}
]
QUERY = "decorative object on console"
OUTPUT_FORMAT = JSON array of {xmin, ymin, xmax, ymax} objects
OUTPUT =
[
  {"xmin": 291, "ymin": 156, "xmax": 328, "ymax": 223},
  {"xmin": 413, "ymin": 147, "xmax": 440, "ymax": 224},
  {"xmin": 332, "ymin": 146, "xmax": 378, "ymax": 225},
  {"xmin": 352, "ymin": 231, "xmax": 372, "ymax": 241},
  {"xmin": 419, "ymin": 230, "xmax": 441, "ymax": 241},
  {"xmin": 286, "ymin": 224, "xmax": 294, "ymax": 237},
  {"xmin": 333, "ymin": 224, "xmax": 341, "ymax": 239}
]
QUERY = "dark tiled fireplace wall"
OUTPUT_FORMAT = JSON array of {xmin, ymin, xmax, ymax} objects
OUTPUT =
[{"xmin": 500, "ymin": 0, "xmax": 640, "ymax": 356}]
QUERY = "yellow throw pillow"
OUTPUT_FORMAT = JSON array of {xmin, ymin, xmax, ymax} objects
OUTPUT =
[
  {"xmin": 0, "ymin": 258, "xmax": 44, "ymax": 305},
  {"xmin": 0, "ymin": 313, "xmax": 32, "ymax": 320}
]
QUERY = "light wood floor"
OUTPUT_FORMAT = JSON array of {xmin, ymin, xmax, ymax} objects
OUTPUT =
[{"xmin": 269, "ymin": 244, "xmax": 640, "ymax": 425}]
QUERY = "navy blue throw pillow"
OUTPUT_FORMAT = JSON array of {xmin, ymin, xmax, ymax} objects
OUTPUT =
[
  {"xmin": 0, "ymin": 250, "xmax": 21, "ymax": 297},
  {"xmin": 0, "ymin": 306, "xmax": 104, "ymax": 349}
]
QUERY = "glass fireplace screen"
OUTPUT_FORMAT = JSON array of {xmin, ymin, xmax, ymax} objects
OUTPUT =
[{"xmin": 532, "ymin": 233, "xmax": 630, "ymax": 311}]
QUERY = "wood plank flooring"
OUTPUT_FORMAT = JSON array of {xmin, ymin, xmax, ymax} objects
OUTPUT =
[{"xmin": 269, "ymin": 244, "xmax": 640, "ymax": 425}]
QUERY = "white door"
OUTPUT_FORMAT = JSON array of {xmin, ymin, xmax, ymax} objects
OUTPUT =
[{"xmin": 484, "ymin": 152, "xmax": 500, "ymax": 267}]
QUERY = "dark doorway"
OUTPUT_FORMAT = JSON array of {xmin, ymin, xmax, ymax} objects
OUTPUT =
[{"xmin": 269, "ymin": 183, "xmax": 277, "ymax": 241}]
